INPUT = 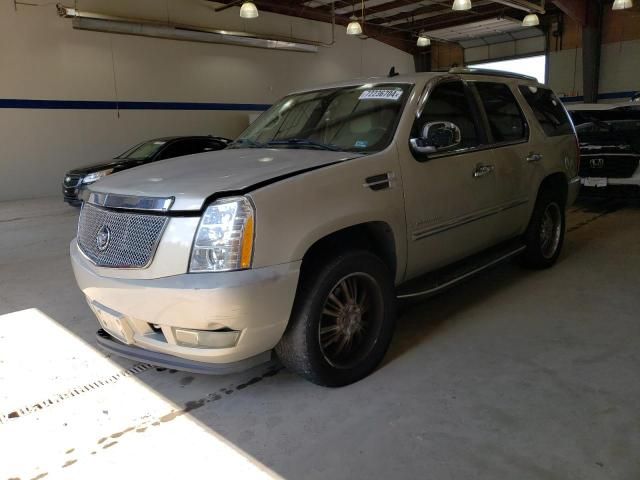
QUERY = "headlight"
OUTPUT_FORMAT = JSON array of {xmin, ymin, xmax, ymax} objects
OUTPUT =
[
  {"xmin": 189, "ymin": 196, "xmax": 255, "ymax": 272},
  {"xmin": 82, "ymin": 169, "xmax": 114, "ymax": 184}
]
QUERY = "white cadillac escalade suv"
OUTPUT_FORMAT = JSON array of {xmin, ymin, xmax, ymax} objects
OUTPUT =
[{"xmin": 71, "ymin": 69, "xmax": 580, "ymax": 386}]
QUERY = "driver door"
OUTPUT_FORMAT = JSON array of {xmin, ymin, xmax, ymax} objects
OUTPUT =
[{"xmin": 400, "ymin": 80, "xmax": 505, "ymax": 280}]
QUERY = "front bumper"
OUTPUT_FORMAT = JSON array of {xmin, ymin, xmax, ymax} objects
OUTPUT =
[
  {"xmin": 96, "ymin": 329, "xmax": 274, "ymax": 374},
  {"xmin": 71, "ymin": 240, "xmax": 301, "ymax": 369}
]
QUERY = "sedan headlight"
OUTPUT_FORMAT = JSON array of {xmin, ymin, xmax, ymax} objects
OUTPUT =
[
  {"xmin": 82, "ymin": 169, "xmax": 114, "ymax": 184},
  {"xmin": 189, "ymin": 197, "xmax": 255, "ymax": 272}
]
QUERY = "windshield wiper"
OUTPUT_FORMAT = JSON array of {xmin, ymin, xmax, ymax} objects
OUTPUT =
[
  {"xmin": 266, "ymin": 138, "xmax": 341, "ymax": 151},
  {"xmin": 228, "ymin": 138, "xmax": 267, "ymax": 148}
]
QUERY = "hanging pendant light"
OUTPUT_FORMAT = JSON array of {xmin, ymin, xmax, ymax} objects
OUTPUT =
[
  {"xmin": 239, "ymin": 1, "xmax": 259, "ymax": 19},
  {"xmin": 612, "ymin": 0, "xmax": 633, "ymax": 10},
  {"xmin": 522, "ymin": 13, "xmax": 540, "ymax": 26},
  {"xmin": 346, "ymin": 15, "xmax": 363, "ymax": 35},
  {"xmin": 416, "ymin": 32, "xmax": 430, "ymax": 47},
  {"xmin": 452, "ymin": 0, "xmax": 472, "ymax": 11}
]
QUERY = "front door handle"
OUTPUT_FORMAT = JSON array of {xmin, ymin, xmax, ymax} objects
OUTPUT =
[
  {"xmin": 527, "ymin": 152, "xmax": 543, "ymax": 163},
  {"xmin": 473, "ymin": 164, "xmax": 495, "ymax": 178}
]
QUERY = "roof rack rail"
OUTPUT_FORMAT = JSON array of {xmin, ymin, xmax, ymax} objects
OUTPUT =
[{"xmin": 448, "ymin": 67, "xmax": 538, "ymax": 82}]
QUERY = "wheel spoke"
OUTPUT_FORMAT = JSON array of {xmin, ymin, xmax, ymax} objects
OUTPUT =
[
  {"xmin": 327, "ymin": 291, "xmax": 345, "ymax": 310},
  {"xmin": 321, "ymin": 331, "xmax": 341, "ymax": 349},
  {"xmin": 350, "ymin": 277, "xmax": 358, "ymax": 306},
  {"xmin": 334, "ymin": 333, "xmax": 350, "ymax": 356},
  {"xmin": 322, "ymin": 306, "xmax": 341, "ymax": 318},
  {"xmin": 320, "ymin": 324, "xmax": 340, "ymax": 336},
  {"xmin": 340, "ymin": 280, "xmax": 354, "ymax": 304}
]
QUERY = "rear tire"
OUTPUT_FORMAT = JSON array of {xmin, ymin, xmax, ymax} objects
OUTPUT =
[
  {"xmin": 521, "ymin": 188, "xmax": 565, "ymax": 269},
  {"xmin": 275, "ymin": 250, "xmax": 395, "ymax": 387}
]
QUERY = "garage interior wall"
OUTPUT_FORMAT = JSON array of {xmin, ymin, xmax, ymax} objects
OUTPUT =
[
  {"xmin": 547, "ymin": 5, "xmax": 640, "ymax": 102},
  {"xmin": 0, "ymin": 0, "xmax": 414, "ymax": 202}
]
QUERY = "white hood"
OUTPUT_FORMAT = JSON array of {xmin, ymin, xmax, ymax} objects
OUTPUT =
[{"xmin": 89, "ymin": 148, "xmax": 356, "ymax": 211}]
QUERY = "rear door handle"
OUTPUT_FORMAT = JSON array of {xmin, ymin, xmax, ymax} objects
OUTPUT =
[
  {"xmin": 527, "ymin": 152, "xmax": 543, "ymax": 163},
  {"xmin": 473, "ymin": 164, "xmax": 495, "ymax": 178}
]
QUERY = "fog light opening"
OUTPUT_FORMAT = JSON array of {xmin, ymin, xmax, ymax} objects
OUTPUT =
[{"xmin": 173, "ymin": 327, "xmax": 240, "ymax": 349}]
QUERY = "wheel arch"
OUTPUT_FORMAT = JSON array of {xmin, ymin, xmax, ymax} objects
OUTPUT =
[
  {"xmin": 300, "ymin": 222, "xmax": 398, "ymax": 283},
  {"xmin": 537, "ymin": 171, "xmax": 569, "ymax": 206}
]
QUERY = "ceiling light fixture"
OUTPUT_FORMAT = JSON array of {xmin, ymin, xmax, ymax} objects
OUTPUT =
[
  {"xmin": 417, "ymin": 32, "xmax": 430, "ymax": 47},
  {"xmin": 452, "ymin": 0, "xmax": 472, "ymax": 10},
  {"xmin": 346, "ymin": 16, "xmax": 362, "ymax": 35},
  {"xmin": 522, "ymin": 12, "xmax": 540, "ymax": 26},
  {"xmin": 239, "ymin": 1, "xmax": 259, "ymax": 19},
  {"xmin": 347, "ymin": 0, "xmax": 364, "ymax": 36},
  {"xmin": 612, "ymin": 0, "xmax": 633, "ymax": 10}
]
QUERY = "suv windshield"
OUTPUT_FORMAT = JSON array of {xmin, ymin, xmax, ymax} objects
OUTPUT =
[
  {"xmin": 230, "ymin": 84, "xmax": 412, "ymax": 153},
  {"xmin": 571, "ymin": 107, "xmax": 640, "ymax": 134},
  {"xmin": 117, "ymin": 140, "xmax": 169, "ymax": 160}
]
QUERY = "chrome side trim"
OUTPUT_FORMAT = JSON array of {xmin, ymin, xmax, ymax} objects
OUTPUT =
[
  {"xmin": 412, "ymin": 198, "xmax": 528, "ymax": 241},
  {"xmin": 397, "ymin": 245, "xmax": 526, "ymax": 299},
  {"xmin": 88, "ymin": 192, "xmax": 174, "ymax": 212}
]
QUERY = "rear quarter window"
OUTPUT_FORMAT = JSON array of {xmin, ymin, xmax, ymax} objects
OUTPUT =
[{"xmin": 518, "ymin": 86, "xmax": 574, "ymax": 137}]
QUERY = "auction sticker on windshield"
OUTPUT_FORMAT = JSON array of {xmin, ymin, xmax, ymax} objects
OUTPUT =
[{"xmin": 359, "ymin": 89, "xmax": 402, "ymax": 101}]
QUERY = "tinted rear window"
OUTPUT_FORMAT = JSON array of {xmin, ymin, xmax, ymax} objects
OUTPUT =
[
  {"xmin": 475, "ymin": 82, "xmax": 527, "ymax": 143},
  {"xmin": 518, "ymin": 86, "xmax": 573, "ymax": 137}
]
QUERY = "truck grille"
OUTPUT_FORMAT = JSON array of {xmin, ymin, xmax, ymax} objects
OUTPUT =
[
  {"xmin": 579, "ymin": 154, "xmax": 640, "ymax": 178},
  {"xmin": 77, "ymin": 203, "xmax": 168, "ymax": 268}
]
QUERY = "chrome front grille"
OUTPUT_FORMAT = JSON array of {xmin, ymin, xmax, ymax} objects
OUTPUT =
[{"xmin": 77, "ymin": 203, "xmax": 168, "ymax": 268}]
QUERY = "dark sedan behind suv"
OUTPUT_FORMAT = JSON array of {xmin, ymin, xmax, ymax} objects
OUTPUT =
[{"xmin": 63, "ymin": 135, "xmax": 230, "ymax": 205}]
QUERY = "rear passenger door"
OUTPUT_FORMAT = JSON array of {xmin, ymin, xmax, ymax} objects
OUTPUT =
[{"xmin": 471, "ymin": 81, "xmax": 533, "ymax": 239}]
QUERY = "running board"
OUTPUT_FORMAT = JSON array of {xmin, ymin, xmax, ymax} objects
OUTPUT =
[{"xmin": 396, "ymin": 240, "xmax": 526, "ymax": 299}]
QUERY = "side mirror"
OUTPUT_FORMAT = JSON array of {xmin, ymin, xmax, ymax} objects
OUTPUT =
[{"xmin": 410, "ymin": 121, "xmax": 462, "ymax": 155}]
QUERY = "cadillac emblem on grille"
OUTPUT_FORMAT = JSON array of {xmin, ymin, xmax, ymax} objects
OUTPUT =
[
  {"xmin": 590, "ymin": 158, "xmax": 605, "ymax": 168},
  {"xmin": 96, "ymin": 225, "xmax": 111, "ymax": 251}
]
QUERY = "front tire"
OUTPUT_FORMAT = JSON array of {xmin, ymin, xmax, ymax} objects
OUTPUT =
[
  {"xmin": 521, "ymin": 189, "xmax": 565, "ymax": 269},
  {"xmin": 275, "ymin": 250, "xmax": 395, "ymax": 387}
]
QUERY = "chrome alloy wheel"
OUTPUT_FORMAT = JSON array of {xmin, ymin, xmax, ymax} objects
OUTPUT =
[
  {"xmin": 318, "ymin": 272, "xmax": 384, "ymax": 369},
  {"xmin": 540, "ymin": 202, "xmax": 562, "ymax": 259}
]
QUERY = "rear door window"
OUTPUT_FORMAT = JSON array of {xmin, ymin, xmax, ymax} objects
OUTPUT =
[
  {"xmin": 518, "ymin": 86, "xmax": 573, "ymax": 137},
  {"xmin": 474, "ymin": 82, "xmax": 528, "ymax": 144}
]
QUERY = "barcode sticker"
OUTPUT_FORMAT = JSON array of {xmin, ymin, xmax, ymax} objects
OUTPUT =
[{"xmin": 359, "ymin": 89, "xmax": 402, "ymax": 101}]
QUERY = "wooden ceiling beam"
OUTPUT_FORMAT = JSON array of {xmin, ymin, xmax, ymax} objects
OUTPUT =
[
  {"xmin": 208, "ymin": 0, "xmax": 418, "ymax": 52},
  {"xmin": 390, "ymin": 4, "xmax": 523, "ymax": 31},
  {"xmin": 367, "ymin": 3, "xmax": 450, "ymax": 26},
  {"xmin": 551, "ymin": 0, "xmax": 587, "ymax": 25}
]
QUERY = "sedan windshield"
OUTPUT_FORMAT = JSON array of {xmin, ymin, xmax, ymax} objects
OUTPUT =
[
  {"xmin": 571, "ymin": 108, "xmax": 640, "ymax": 134},
  {"xmin": 230, "ymin": 84, "xmax": 412, "ymax": 153},
  {"xmin": 117, "ymin": 140, "xmax": 169, "ymax": 160}
]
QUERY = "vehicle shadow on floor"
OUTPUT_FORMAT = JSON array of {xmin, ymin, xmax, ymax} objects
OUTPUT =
[{"xmin": 385, "ymin": 260, "xmax": 526, "ymax": 366}]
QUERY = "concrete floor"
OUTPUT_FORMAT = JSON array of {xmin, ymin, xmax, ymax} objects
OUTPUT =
[{"xmin": 1, "ymin": 196, "xmax": 639, "ymax": 480}]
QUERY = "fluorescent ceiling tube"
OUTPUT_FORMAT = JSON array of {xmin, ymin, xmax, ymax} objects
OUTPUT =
[
  {"xmin": 239, "ymin": 1, "xmax": 259, "ymax": 18},
  {"xmin": 452, "ymin": 0, "xmax": 472, "ymax": 10},
  {"xmin": 612, "ymin": 0, "xmax": 633, "ymax": 9},
  {"xmin": 67, "ymin": 17, "xmax": 318, "ymax": 53},
  {"xmin": 522, "ymin": 13, "xmax": 540, "ymax": 26},
  {"xmin": 346, "ymin": 16, "xmax": 363, "ymax": 35}
]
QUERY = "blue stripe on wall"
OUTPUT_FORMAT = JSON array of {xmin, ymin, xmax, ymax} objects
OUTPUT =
[{"xmin": 0, "ymin": 98, "xmax": 271, "ymax": 111}]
